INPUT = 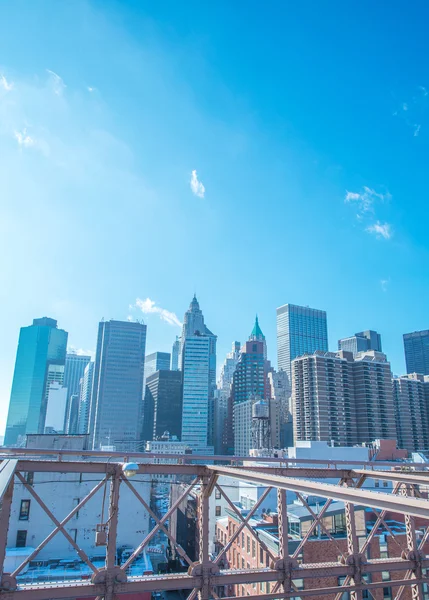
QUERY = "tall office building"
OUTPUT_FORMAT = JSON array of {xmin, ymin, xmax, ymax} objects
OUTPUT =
[
  {"xmin": 181, "ymin": 334, "xmax": 213, "ymax": 453},
  {"xmin": 64, "ymin": 352, "xmax": 91, "ymax": 431},
  {"xmin": 393, "ymin": 374, "xmax": 429, "ymax": 452},
  {"xmin": 214, "ymin": 341, "xmax": 241, "ymax": 454},
  {"xmin": 403, "ymin": 330, "xmax": 429, "ymax": 375},
  {"xmin": 142, "ymin": 370, "xmax": 182, "ymax": 441},
  {"xmin": 171, "ymin": 337, "xmax": 180, "ymax": 371},
  {"xmin": 292, "ymin": 350, "xmax": 396, "ymax": 447},
  {"xmin": 268, "ymin": 370, "xmax": 293, "ymax": 447},
  {"xmin": 144, "ymin": 352, "xmax": 171, "ymax": 383},
  {"xmin": 276, "ymin": 303, "xmax": 328, "ymax": 384},
  {"xmin": 5, "ymin": 317, "xmax": 68, "ymax": 446},
  {"xmin": 77, "ymin": 361, "xmax": 94, "ymax": 434},
  {"xmin": 65, "ymin": 394, "xmax": 80, "ymax": 435},
  {"xmin": 180, "ymin": 296, "xmax": 217, "ymax": 452},
  {"xmin": 89, "ymin": 320, "xmax": 147, "ymax": 451},
  {"xmin": 232, "ymin": 318, "xmax": 273, "ymax": 455},
  {"xmin": 338, "ymin": 330, "xmax": 382, "ymax": 355}
]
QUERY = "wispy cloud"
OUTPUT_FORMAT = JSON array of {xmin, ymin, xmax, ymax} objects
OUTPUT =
[
  {"xmin": 393, "ymin": 85, "xmax": 428, "ymax": 136},
  {"xmin": 190, "ymin": 169, "xmax": 205, "ymax": 198},
  {"xmin": 14, "ymin": 128, "xmax": 35, "ymax": 148},
  {"xmin": 0, "ymin": 74, "xmax": 13, "ymax": 92},
  {"xmin": 87, "ymin": 86, "xmax": 96, "ymax": 93},
  {"xmin": 366, "ymin": 222, "xmax": 393, "ymax": 240},
  {"xmin": 380, "ymin": 279, "xmax": 389, "ymax": 292},
  {"xmin": 46, "ymin": 69, "xmax": 66, "ymax": 96},
  {"xmin": 344, "ymin": 186, "xmax": 390, "ymax": 216},
  {"xmin": 134, "ymin": 297, "xmax": 182, "ymax": 327}
]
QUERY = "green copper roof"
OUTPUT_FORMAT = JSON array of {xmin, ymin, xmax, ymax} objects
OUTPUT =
[{"xmin": 251, "ymin": 315, "xmax": 265, "ymax": 339}]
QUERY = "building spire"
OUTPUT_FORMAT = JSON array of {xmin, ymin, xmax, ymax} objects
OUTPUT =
[{"xmin": 250, "ymin": 314, "xmax": 264, "ymax": 340}]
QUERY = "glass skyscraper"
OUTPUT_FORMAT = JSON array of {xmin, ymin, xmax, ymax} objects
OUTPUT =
[
  {"xmin": 276, "ymin": 303, "xmax": 328, "ymax": 382},
  {"xmin": 171, "ymin": 336, "xmax": 180, "ymax": 371},
  {"xmin": 77, "ymin": 361, "xmax": 94, "ymax": 434},
  {"xmin": 403, "ymin": 330, "xmax": 429, "ymax": 375},
  {"xmin": 144, "ymin": 351, "xmax": 171, "ymax": 389},
  {"xmin": 64, "ymin": 352, "xmax": 91, "ymax": 431},
  {"xmin": 5, "ymin": 317, "xmax": 68, "ymax": 446},
  {"xmin": 180, "ymin": 296, "xmax": 216, "ymax": 453},
  {"xmin": 89, "ymin": 319, "xmax": 147, "ymax": 451}
]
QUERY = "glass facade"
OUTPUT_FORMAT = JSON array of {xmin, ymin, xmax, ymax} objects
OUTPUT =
[
  {"xmin": 142, "ymin": 370, "xmax": 182, "ymax": 441},
  {"xmin": 338, "ymin": 330, "xmax": 382, "ymax": 356},
  {"xmin": 181, "ymin": 335, "xmax": 212, "ymax": 452},
  {"xmin": 5, "ymin": 317, "xmax": 68, "ymax": 446},
  {"xmin": 276, "ymin": 304, "xmax": 328, "ymax": 381},
  {"xmin": 403, "ymin": 330, "xmax": 429, "ymax": 375},
  {"xmin": 144, "ymin": 351, "xmax": 171, "ymax": 389},
  {"xmin": 89, "ymin": 320, "xmax": 147, "ymax": 451}
]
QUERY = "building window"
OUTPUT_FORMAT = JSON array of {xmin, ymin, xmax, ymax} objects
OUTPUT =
[
  {"xmin": 260, "ymin": 547, "xmax": 264, "ymax": 564},
  {"xmin": 242, "ymin": 533, "xmax": 245, "ymax": 547},
  {"xmin": 26, "ymin": 472, "xmax": 34, "ymax": 486},
  {"xmin": 242, "ymin": 558, "xmax": 245, "ymax": 569},
  {"xmin": 375, "ymin": 480, "xmax": 380, "ymax": 488},
  {"xmin": 16, "ymin": 530, "xmax": 27, "ymax": 548},
  {"xmin": 383, "ymin": 481, "xmax": 388, "ymax": 488},
  {"xmin": 215, "ymin": 489, "xmax": 221, "ymax": 499},
  {"xmin": 252, "ymin": 540, "xmax": 256, "ymax": 558},
  {"xmin": 74, "ymin": 498, "xmax": 80, "ymax": 519},
  {"xmin": 215, "ymin": 506, "xmax": 221, "ymax": 517},
  {"xmin": 247, "ymin": 536, "xmax": 250, "ymax": 554},
  {"xmin": 19, "ymin": 500, "xmax": 30, "ymax": 521}
]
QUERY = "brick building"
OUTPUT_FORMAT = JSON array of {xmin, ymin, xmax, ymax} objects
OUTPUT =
[{"xmin": 215, "ymin": 502, "xmax": 429, "ymax": 600}]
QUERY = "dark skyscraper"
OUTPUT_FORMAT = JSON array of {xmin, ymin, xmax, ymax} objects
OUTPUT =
[
  {"xmin": 142, "ymin": 370, "xmax": 182, "ymax": 441},
  {"xmin": 404, "ymin": 330, "xmax": 429, "ymax": 375},
  {"xmin": 89, "ymin": 319, "xmax": 147, "ymax": 451},
  {"xmin": 5, "ymin": 317, "xmax": 68, "ymax": 446},
  {"xmin": 144, "ymin": 351, "xmax": 170, "ymax": 389}
]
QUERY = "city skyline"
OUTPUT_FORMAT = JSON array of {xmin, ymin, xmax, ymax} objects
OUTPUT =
[
  {"xmin": 1, "ymin": 301, "xmax": 428, "ymax": 437},
  {"xmin": 1, "ymin": 1, "xmax": 429, "ymax": 436}
]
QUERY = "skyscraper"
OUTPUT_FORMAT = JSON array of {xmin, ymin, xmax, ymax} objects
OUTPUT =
[
  {"xmin": 181, "ymin": 334, "xmax": 212, "ymax": 453},
  {"xmin": 64, "ymin": 352, "xmax": 91, "ymax": 431},
  {"xmin": 276, "ymin": 303, "xmax": 328, "ymax": 383},
  {"xmin": 5, "ymin": 317, "xmax": 68, "ymax": 446},
  {"xmin": 171, "ymin": 336, "xmax": 180, "ymax": 371},
  {"xmin": 292, "ymin": 349, "xmax": 396, "ymax": 447},
  {"xmin": 89, "ymin": 320, "xmax": 147, "ymax": 451},
  {"xmin": 214, "ymin": 341, "xmax": 241, "ymax": 454},
  {"xmin": 232, "ymin": 318, "xmax": 273, "ymax": 455},
  {"xmin": 403, "ymin": 330, "xmax": 429, "ymax": 375},
  {"xmin": 338, "ymin": 330, "xmax": 382, "ymax": 355},
  {"xmin": 77, "ymin": 361, "xmax": 94, "ymax": 435},
  {"xmin": 142, "ymin": 370, "xmax": 182, "ymax": 441},
  {"xmin": 393, "ymin": 373, "xmax": 429, "ymax": 452},
  {"xmin": 144, "ymin": 352, "xmax": 171, "ymax": 383},
  {"xmin": 180, "ymin": 296, "xmax": 216, "ymax": 452}
]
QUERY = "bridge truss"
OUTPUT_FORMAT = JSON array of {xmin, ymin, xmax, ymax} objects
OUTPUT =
[{"xmin": 0, "ymin": 449, "xmax": 429, "ymax": 600}]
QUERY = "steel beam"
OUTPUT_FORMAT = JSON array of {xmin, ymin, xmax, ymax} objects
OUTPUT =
[{"xmin": 208, "ymin": 466, "xmax": 429, "ymax": 518}]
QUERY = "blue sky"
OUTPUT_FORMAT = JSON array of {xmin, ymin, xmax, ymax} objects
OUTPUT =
[{"xmin": 1, "ymin": 0, "xmax": 429, "ymax": 434}]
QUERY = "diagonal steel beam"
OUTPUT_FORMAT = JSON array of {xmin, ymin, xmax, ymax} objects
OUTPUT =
[
  {"xmin": 15, "ymin": 472, "xmax": 98, "ymax": 574},
  {"xmin": 121, "ymin": 475, "xmax": 193, "ymax": 566},
  {"xmin": 121, "ymin": 476, "xmax": 200, "ymax": 571},
  {"xmin": 208, "ymin": 466, "xmax": 429, "ymax": 519},
  {"xmin": 214, "ymin": 484, "xmax": 274, "ymax": 566},
  {"xmin": 296, "ymin": 493, "xmax": 346, "ymax": 560},
  {"xmin": 12, "ymin": 476, "xmax": 107, "ymax": 576},
  {"xmin": 214, "ymin": 483, "xmax": 275, "ymax": 565},
  {"xmin": 0, "ymin": 459, "xmax": 17, "ymax": 500}
]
